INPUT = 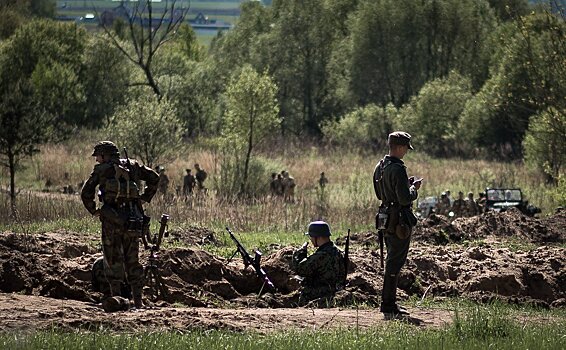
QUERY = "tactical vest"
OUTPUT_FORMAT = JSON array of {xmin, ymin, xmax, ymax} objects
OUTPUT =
[{"xmin": 99, "ymin": 159, "xmax": 141, "ymax": 203}]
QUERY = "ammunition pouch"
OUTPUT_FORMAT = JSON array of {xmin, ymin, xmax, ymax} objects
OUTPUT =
[{"xmin": 382, "ymin": 204, "xmax": 417, "ymax": 240}]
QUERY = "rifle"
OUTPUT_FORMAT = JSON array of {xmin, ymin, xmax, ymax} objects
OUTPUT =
[
  {"xmin": 144, "ymin": 214, "xmax": 170, "ymax": 301},
  {"xmin": 225, "ymin": 227, "xmax": 275, "ymax": 292},
  {"xmin": 343, "ymin": 229, "xmax": 350, "ymax": 286},
  {"xmin": 376, "ymin": 211, "xmax": 385, "ymax": 269}
]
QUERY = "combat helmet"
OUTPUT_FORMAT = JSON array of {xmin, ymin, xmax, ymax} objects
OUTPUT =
[
  {"xmin": 92, "ymin": 141, "xmax": 119, "ymax": 157},
  {"xmin": 305, "ymin": 221, "xmax": 331, "ymax": 237}
]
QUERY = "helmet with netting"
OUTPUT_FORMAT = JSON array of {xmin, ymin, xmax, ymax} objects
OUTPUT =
[{"xmin": 92, "ymin": 141, "xmax": 119, "ymax": 157}]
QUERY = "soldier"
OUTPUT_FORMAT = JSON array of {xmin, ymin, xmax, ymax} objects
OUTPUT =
[
  {"xmin": 292, "ymin": 221, "xmax": 346, "ymax": 306},
  {"xmin": 465, "ymin": 192, "xmax": 479, "ymax": 216},
  {"xmin": 451, "ymin": 191, "xmax": 466, "ymax": 217},
  {"xmin": 275, "ymin": 173, "xmax": 284, "ymax": 196},
  {"xmin": 269, "ymin": 173, "xmax": 278, "ymax": 196},
  {"xmin": 194, "ymin": 163, "xmax": 208, "ymax": 192},
  {"xmin": 435, "ymin": 192, "xmax": 450, "ymax": 215},
  {"xmin": 476, "ymin": 192, "xmax": 486, "ymax": 213},
  {"xmin": 282, "ymin": 171, "xmax": 296, "ymax": 203},
  {"xmin": 157, "ymin": 167, "xmax": 169, "ymax": 196},
  {"xmin": 445, "ymin": 190, "xmax": 453, "ymax": 206},
  {"xmin": 81, "ymin": 141, "xmax": 159, "ymax": 310},
  {"xmin": 373, "ymin": 131, "xmax": 421, "ymax": 319},
  {"xmin": 318, "ymin": 172, "xmax": 328, "ymax": 190},
  {"xmin": 183, "ymin": 168, "xmax": 196, "ymax": 197}
]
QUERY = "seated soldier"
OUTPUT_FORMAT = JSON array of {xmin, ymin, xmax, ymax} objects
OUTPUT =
[{"xmin": 292, "ymin": 221, "xmax": 346, "ymax": 306}]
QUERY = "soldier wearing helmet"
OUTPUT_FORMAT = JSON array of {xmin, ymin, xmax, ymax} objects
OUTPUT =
[
  {"xmin": 81, "ymin": 141, "xmax": 159, "ymax": 311},
  {"xmin": 292, "ymin": 221, "xmax": 346, "ymax": 305}
]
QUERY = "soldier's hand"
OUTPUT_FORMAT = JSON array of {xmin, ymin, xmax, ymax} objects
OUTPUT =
[
  {"xmin": 300, "ymin": 242, "xmax": 309, "ymax": 250},
  {"xmin": 93, "ymin": 209, "xmax": 101, "ymax": 217},
  {"xmin": 413, "ymin": 178, "xmax": 423, "ymax": 190}
]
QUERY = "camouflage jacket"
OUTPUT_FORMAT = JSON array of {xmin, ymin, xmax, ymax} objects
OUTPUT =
[
  {"xmin": 292, "ymin": 242, "xmax": 346, "ymax": 292},
  {"xmin": 373, "ymin": 156, "xmax": 418, "ymax": 206},
  {"xmin": 81, "ymin": 157, "xmax": 159, "ymax": 215}
]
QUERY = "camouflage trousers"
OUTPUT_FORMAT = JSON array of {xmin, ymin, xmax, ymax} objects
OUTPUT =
[
  {"xmin": 101, "ymin": 219, "xmax": 144, "ymax": 298},
  {"xmin": 299, "ymin": 284, "xmax": 336, "ymax": 306}
]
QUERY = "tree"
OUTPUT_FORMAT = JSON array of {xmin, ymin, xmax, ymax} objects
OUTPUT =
[
  {"xmin": 0, "ymin": 0, "xmax": 56, "ymax": 39},
  {"xmin": 98, "ymin": 0, "xmax": 191, "ymax": 99},
  {"xmin": 0, "ymin": 20, "xmax": 84, "ymax": 213},
  {"xmin": 395, "ymin": 72, "xmax": 473, "ymax": 157},
  {"xmin": 221, "ymin": 66, "xmax": 280, "ymax": 196},
  {"xmin": 107, "ymin": 93, "xmax": 183, "ymax": 168},
  {"xmin": 523, "ymin": 107, "xmax": 566, "ymax": 184}
]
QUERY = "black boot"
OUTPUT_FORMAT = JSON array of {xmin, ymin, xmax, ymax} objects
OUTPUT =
[{"xmin": 380, "ymin": 273, "xmax": 409, "ymax": 318}]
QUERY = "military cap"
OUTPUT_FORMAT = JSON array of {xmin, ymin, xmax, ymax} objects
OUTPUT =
[
  {"xmin": 92, "ymin": 141, "xmax": 119, "ymax": 156},
  {"xmin": 388, "ymin": 131, "xmax": 414, "ymax": 150},
  {"xmin": 305, "ymin": 221, "xmax": 331, "ymax": 237}
]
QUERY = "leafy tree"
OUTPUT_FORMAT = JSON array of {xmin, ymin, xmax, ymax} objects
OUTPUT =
[
  {"xmin": 220, "ymin": 66, "xmax": 280, "ymax": 197},
  {"xmin": 0, "ymin": 0, "xmax": 56, "ymax": 38},
  {"xmin": 487, "ymin": 0, "xmax": 529, "ymax": 21},
  {"xmin": 322, "ymin": 104, "xmax": 396, "ymax": 150},
  {"xmin": 523, "ymin": 107, "xmax": 565, "ymax": 184},
  {"xmin": 395, "ymin": 72, "xmax": 473, "ymax": 157},
  {"xmin": 76, "ymin": 34, "xmax": 131, "ymax": 128},
  {"xmin": 348, "ymin": 0, "xmax": 495, "ymax": 107},
  {"xmin": 460, "ymin": 12, "xmax": 566, "ymax": 159},
  {"xmin": 107, "ymin": 93, "xmax": 183, "ymax": 168}
]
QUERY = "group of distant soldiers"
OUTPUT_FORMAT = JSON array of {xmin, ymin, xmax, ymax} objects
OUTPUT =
[
  {"xmin": 433, "ymin": 190, "xmax": 487, "ymax": 218},
  {"xmin": 269, "ymin": 170, "xmax": 297, "ymax": 202},
  {"xmin": 155, "ymin": 164, "xmax": 208, "ymax": 199}
]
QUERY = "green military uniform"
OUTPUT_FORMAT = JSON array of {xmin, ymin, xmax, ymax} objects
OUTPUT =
[
  {"xmin": 373, "ymin": 132, "xmax": 418, "ymax": 317},
  {"xmin": 81, "ymin": 141, "xmax": 159, "ymax": 306},
  {"xmin": 292, "ymin": 221, "xmax": 346, "ymax": 306}
]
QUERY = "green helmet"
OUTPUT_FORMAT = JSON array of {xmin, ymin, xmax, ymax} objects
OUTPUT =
[
  {"xmin": 305, "ymin": 221, "xmax": 331, "ymax": 237},
  {"xmin": 92, "ymin": 141, "xmax": 119, "ymax": 157}
]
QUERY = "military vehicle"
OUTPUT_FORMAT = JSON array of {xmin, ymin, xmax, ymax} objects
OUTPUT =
[{"xmin": 484, "ymin": 188, "xmax": 541, "ymax": 216}]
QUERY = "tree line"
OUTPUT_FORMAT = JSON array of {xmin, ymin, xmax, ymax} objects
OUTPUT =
[{"xmin": 0, "ymin": 0, "xmax": 564, "ymax": 207}]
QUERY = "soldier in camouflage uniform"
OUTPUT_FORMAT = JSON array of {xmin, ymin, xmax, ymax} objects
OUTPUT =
[
  {"xmin": 81, "ymin": 141, "xmax": 159, "ymax": 309},
  {"xmin": 451, "ymin": 191, "xmax": 466, "ymax": 217},
  {"xmin": 292, "ymin": 221, "xmax": 346, "ymax": 306},
  {"xmin": 373, "ymin": 131, "xmax": 421, "ymax": 319}
]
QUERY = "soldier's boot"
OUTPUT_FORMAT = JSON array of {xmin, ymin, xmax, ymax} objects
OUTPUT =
[{"xmin": 380, "ymin": 273, "xmax": 409, "ymax": 319}]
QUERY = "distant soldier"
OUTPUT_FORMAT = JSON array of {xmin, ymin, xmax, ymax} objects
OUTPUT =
[
  {"xmin": 451, "ymin": 191, "xmax": 466, "ymax": 217},
  {"xmin": 81, "ymin": 141, "xmax": 159, "ymax": 310},
  {"xmin": 292, "ymin": 221, "xmax": 346, "ymax": 306},
  {"xmin": 183, "ymin": 169, "xmax": 196, "ymax": 196},
  {"xmin": 435, "ymin": 192, "xmax": 450, "ymax": 215},
  {"xmin": 195, "ymin": 163, "xmax": 208, "ymax": 192},
  {"xmin": 318, "ymin": 172, "xmax": 328, "ymax": 190},
  {"xmin": 157, "ymin": 167, "xmax": 169, "ymax": 196},
  {"xmin": 282, "ymin": 170, "xmax": 296, "ymax": 203},
  {"xmin": 445, "ymin": 190, "xmax": 453, "ymax": 206},
  {"xmin": 465, "ymin": 192, "xmax": 479, "ymax": 216},
  {"xmin": 275, "ymin": 173, "xmax": 284, "ymax": 196},
  {"xmin": 269, "ymin": 173, "xmax": 278, "ymax": 196},
  {"xmin": 476, "ymin": 192, "xmax": 486, "ymax": 213}
]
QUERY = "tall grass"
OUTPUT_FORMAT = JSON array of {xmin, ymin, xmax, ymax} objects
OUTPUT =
[{"xmin": 0, "ymin": 139, "xmax": 560, "ymax": 235}]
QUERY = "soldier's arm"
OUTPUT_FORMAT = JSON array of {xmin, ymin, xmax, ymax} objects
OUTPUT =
[
  {"xmin": 295, "ymin": 250, "xmax": 327, "ymax": 277},
  {"xmin": 81, "ymin": 166, "xmax": 101, "ymax": 215},
  {"xmin": 292, "ymin": 248, "xmax": 308, "ymax": 271},
  {"xmin": 137, "ymin": 162, "xmax": 160, "ymax": 203},
  {"xmin": 393, "ymin": 165, "xmax": 417, "ymax": 206}
]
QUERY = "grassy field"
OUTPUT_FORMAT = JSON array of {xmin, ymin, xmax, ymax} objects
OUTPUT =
[
  {"xmin": 0, "ymin": 135, "xmax": 561, "ymax": 235},
  {"xmin": 1, "ymin": 302, "xmax": 564, "ymax": 350}
]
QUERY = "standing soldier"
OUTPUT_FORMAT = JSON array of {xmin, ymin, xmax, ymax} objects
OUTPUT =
[
  {"xmin": 292, "ymin": 221, "xmax": 346, "ymax": 306},
  {"xmin": 269, "ymin": 173, "xmax": 278, "ymax": 197},
  {"xmin": 157, "ymin": 166, "xmax": 169, "ymax": 196},
  {"xmin": 373, "ymin": 131, "xmax": 421, "ymax": 319},
  {"xmin": 465, "ymin": 192, "xmax": 479, "ymax": 216},
  {"xmin": 476, "ymin": 192, "xmax": 487, "ymax": 213},
  {"xmin": 282, "ymin": 170, "xmax": 296, "ymax": 203},
  {"xmin": 81, "ymin": 141, "xmax": 159, "ymax": 310},
  {"xmin": 194, "ymin": 163, "xmax": 208, "ymax": 192},
  {"xmin": 318, "ymin": 172, "xmax": 328, "ymax": 190},
  {"xmin": 183, "ymin": 168, "xmax": 196, "ymax": 197},
  {"xmin": 451, "ymin": 191, "xmax": 466, "ymax": 218}
]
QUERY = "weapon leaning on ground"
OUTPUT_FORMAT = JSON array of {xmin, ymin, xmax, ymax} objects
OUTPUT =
[
  {"xmin": 343, "ymin": 228, "xmax": 350, "ymax": 286},
  {"xmin": 225, "ymin": 227, "xmax": 275, "ymax": 293},
  {"xmin": 143, "ymin": 214, "xmax": 170, "ymax": 301}
]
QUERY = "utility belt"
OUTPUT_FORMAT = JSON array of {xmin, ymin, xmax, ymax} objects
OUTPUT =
[
  {"xmin": 376, "ymin": 202, "xmax": 417, "ymax": 239},
  {"xmin": 99, "ymin": 201, "xmax": 149, "ymax": 235}
]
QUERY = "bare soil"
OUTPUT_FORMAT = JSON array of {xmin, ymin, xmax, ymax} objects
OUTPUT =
[{"xmin": 0, "ymin": 209, "xmax": 564, "ymax": 332}]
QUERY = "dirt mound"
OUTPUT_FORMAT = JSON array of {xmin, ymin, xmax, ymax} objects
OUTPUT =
[
  {"xmin": 1, "ymin": 221, "xmax": 564, "ymax": 313},
  {"xmin": 415, "ymin": 209, "xmax": 566, "ymax": 244},
  {"xmin": 167, "ymin": 226, "xmax": 220, "ymax": 247}
]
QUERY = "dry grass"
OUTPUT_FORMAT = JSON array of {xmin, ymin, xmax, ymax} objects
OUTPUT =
[{"xmin": 0, "ymin": 137, "xmax": 560, "ymax": 234}]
